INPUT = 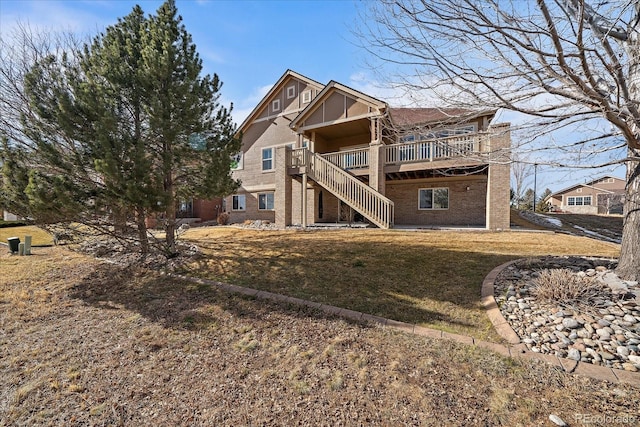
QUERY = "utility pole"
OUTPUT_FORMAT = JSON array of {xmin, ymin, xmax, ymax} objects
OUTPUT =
[{"xmin": 533, "ymin": 163, "xmax": 538, "ymax": 212}]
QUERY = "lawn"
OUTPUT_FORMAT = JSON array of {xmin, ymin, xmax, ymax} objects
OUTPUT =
[
  {"xmin": 0, "ymin": 225, "xmax": 53, "ymax": 247},
  {"xmin": 180, "ymin": 227, "xmax": 619, "ymax": 341},
  {"xmin": 1, "ymin": 246, "xmax": 638, "ymax": 425}
]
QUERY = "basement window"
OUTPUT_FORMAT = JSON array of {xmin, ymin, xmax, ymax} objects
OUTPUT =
[
  {"xmin": 258, "ymin": 192, "xmax": 275, "ymax": 210},
  {"xmin": 232, "ymin": 194, "xmax": 246, "ymax": 211},
  {"xmin": 419, "ymin": 188, "xmax": 449, "ymax": 210}
]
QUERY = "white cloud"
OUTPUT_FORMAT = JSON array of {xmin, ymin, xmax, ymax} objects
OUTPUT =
[
  {"xmin": 0, "ymin": 1, "xmax": 110, "ymax": 36},
  {"xmin": 230, "ymin": 84, "xmax": 273, "ymax": 125}
]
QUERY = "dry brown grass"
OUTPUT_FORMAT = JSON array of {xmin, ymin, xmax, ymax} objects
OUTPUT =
[
  {"xmin": 532, "ymin": 268, "xmax": 609, "ymax": 306},
  {"xmin": 0, "ymin": 225, "xmax": 53, "ymax": 247},
  {"xmin": 180, "ymin": 227, "xmax": 618, "ymax": 341},
  {"xmin": 1, "ymin": 246, "xmax": 638, "ymax": 425}
]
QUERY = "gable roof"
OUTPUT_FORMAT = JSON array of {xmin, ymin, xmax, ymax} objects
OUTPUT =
[
  {"xmin": 388, "ymin": 108, "xmax": 497, "ymax": 127},
  {"xmin": 548, "ymin": 175, "xmax": 625, "ymax": 198},
  {"xmin": 289, "ymin": 80, "xmax": 387, "ymax": 131},
  {"xmin": 236, "ymin": 69, "xmax": 324, "ymax": 134}
]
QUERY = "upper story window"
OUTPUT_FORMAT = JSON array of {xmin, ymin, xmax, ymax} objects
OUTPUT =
[
  {"xmin": 272, "ymin": 99, "xmax": 280, "ymax": 112},
  {"xmin": 302, "ymin": 90, "xmax": 312, "ymax": 104},
  {"xmin": 286, "ymin": 85, "xmax": 296, "ymax": 99},
  {"xmin": 400, "ymin": 124, "xmax": 477, "ymax": 143},
  {"xmin": 231, "ymin": 152, "xmax": 243, "ymax": 170},
  {"xmin": 262, "ymin": 147, "xmax": 274, "ymax": 171}
]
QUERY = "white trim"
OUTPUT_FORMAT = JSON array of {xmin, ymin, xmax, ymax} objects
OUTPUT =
[
  {"xmin": 286, "ymin": 85, "xmax": 296, "ymax": 99},
  {"xmin": 262, "ymin": 147, "xmax": 274, "ymax": 171},
  {"xmin": 302, "ymin": 90, "xmax": 312, "ymax": 103},
  {"xmin": 272, "ymin": 98, "xmax": 281, "ymax": 112},
  {"xmin": 297, "ymin": 112, "xmax": 382, "ymax": 132}
]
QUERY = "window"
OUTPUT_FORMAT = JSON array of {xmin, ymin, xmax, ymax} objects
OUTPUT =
[
  {"xmin": 286, "ymin": 85, "xmax": 296, "ymax": 99},
  {"xmin": 262, "ymin": 147, "xmax": 274, "ymax": 171},
  {"xmin": 232, "ymin": 194, "xmax": 246, "ymax": 211},
  {"xmin": 567, "ymin": 196, "xmax": 591, "ymax": 206},
  {"xmin": 258, "ymin": 192, "xmax": 275, "ymax": 210},
  {"xmin": 302, "ymin": 90, "xmax": 312, "ymax": 103},
  {"xmin": 272, "ymin": 99, "xmax": 280, "ymax": 112},
  {"xmin": 419, "ymin": 188, "xmax": 449, "ymax": 210},
  {"xmin": 231, "ymin": 152, "xmax": 243, "ymax": 170}
]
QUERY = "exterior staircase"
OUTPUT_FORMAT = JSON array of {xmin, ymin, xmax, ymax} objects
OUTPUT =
[{"xmin": 289, "ymin": 148, "xmax": 394, "ymax": 229}]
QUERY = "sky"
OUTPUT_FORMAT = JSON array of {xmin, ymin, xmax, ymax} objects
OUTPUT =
[
  {"xmin": 0, "ymin": 0, "xmax": 626, "ymax": 192},
  {"xmin": 0, "ymin": 0, "xmax": 371, "ymax": 125}
]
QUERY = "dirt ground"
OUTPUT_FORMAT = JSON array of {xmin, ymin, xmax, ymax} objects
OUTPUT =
[{"xmin": 1, "ymin": 246, "xmax": 639, "ymax": 426}]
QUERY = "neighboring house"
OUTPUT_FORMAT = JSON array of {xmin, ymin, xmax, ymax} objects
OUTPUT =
[
  {"xmin": 176, "ymin": 197, "xmax": 224, "ymax": 222},
  {"xmin": 545, "ymin": 175, "xmax": 626, "ymax": 215},
  {"xmin": 3, "ymin": 210, "xmax": 19, "ymax": 221},
  {"xmin": 224, "ymin": 70, "xmax": 511, "ymax": 229}
]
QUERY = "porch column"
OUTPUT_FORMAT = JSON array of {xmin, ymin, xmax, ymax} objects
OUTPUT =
[
  {"xmin": 486, "ymin": 123, "xmax": 511, "ymax": 230},
  {"xmin": 275, "ymin": 146, "xmax": 292, "ymax": 227},
  {"xmin": 369, "ymin": 117, "xmax": 386, "ymax": 195},
  {"xmin": 301, "ymin": 173, "xmax": 308, "ymax": 228}
]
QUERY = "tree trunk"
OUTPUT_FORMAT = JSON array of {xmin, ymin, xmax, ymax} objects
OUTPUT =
[
  {"xmin": 136, "ymin": 205, "xmax": 149, "ymax": 254},
  {"xmin": 615, "ymin": 148, "xmax": 640, "ymax": 280},
  {"xmin": 164, "ymin": 180, "xmax": 177, "ymax": 256}
]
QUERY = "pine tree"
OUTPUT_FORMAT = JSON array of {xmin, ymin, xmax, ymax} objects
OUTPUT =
[
  {"xmin": 141, "ymin": 0, "xmax": 240, "ymax": 254},
  {"xmin": 3, "ymin": 0, "xmax": 240, "ymax": 254}
]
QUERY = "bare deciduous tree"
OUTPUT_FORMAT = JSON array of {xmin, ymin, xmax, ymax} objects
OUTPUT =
[{"xmin": 359, "ymin": 0, "xmax": 640, "ymax": 279}]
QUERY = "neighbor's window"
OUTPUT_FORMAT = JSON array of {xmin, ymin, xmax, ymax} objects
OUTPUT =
[
  {"xmin": 419, "ymin": 188, "xmax": 449, "ymax": 210},
  {"xmin": 567, "ymin": 196, "xmax": 591, "ymax": 206},
  {"xmin": 258, "ymin": 192, "xmax": 275, "ymax": 210},
  {"xmin": 262, "ymin": 147, "xmax": 274, "ymax": 171},
  {"xmin": 232, "ymin": 194, "xmax": 246, "ymax": 211}
]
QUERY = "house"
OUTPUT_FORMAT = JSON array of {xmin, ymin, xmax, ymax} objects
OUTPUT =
[
  {"xmin": 545, "ymin": 175, "xmax": 626, "ymax": 215},
  {"xmin": 224, "ymin": 70, "xmax": 511, "ymax": 229}
]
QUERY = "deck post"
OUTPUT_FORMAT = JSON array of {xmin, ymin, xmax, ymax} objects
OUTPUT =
[
  {"xmin": 369, "ymin": 117, "xmax": 386, "ymax": 195},
  {"xmin": 275, "ymin": 146, "xmax": 292, "ymax": 228},
  {"xmin": 486, "ymin": 124, "xmax": 511, "ymax": 230},
  {"xmin": 301, "ymin": 173, "xmax": 308, "ymax": 228}
]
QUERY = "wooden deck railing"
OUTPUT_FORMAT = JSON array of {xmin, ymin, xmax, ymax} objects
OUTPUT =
[
  {"xmin": 287, "ymin": 148, "xmax": 393, "ymax": 229},
  {"xmin": 385, "ymin": 133, "xmax": 485, "ymax": 165},
  {"xmin": 321, "ymin": 147, "xmax": 369, "ymax": 169}
]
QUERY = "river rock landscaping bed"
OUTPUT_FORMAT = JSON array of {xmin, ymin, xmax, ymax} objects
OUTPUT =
[{"xmin": 494, "ymin": 256, "xmax": 640, "ymax": 372}]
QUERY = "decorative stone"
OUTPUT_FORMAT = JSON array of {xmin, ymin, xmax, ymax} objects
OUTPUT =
[
  {"xmin": 567, "ymin": 349, "xmax": 581, "ymax": 361},
  {"xmin": 562, "ymin": 318, "xmax": 579, "ymax": 329},
  {"xmin": 549, "ymin": 414, "xmax": 567, "ymax": 426},
  {"xmin": 599, "ymin": 351, "xmax": 616, "ymax": 361}
]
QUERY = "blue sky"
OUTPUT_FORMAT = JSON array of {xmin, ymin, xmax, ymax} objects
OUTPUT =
[
  {"xmin": 0, "ymin": 0, "xmax": 626, "ymax": 191},
  {"xmin": 0, "ymin": 0, "xmax": 371, "ymax": 125}
]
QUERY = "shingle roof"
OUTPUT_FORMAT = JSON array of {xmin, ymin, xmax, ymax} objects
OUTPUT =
[{"xmin": 388, "ymin": 108, "xmax": 495, "ymax": 127}]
